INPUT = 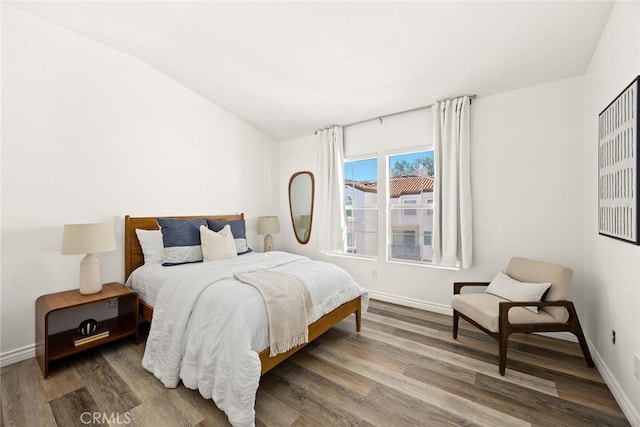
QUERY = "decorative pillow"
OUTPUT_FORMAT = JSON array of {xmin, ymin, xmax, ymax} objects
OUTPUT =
[
  {"xmin": 206, "ymin": 219, "xmax": 252, "ymax": 255},
  {"xmin": 157, "ymin": 218, "xmax": 207, "ymax": 266},
  {"xmin": 200, "ymin": 225, "xmax": 238, "ymax": 262},
  {"xmin": 135, "ymin": 229, "xmax": 164, "ymax": 264},
  {"xmin": 485, "ymin": 271, "xmax": 552, "ymax": 314}
]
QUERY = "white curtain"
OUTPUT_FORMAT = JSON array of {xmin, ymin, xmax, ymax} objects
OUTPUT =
[
  {"xmin": 317, "ymin": 126, "xmax": 346, "ymax": 253},
  {"xmin": 432, "ymin": 96, "xmax": 472, "ymax": 268}
]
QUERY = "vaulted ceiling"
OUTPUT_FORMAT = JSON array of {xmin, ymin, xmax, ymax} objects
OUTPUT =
[{"xmin": 9, "ymin": 1, "xmax": 614, "ymax": 140}]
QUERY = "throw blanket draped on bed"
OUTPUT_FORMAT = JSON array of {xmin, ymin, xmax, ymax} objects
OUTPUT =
[{"xmin": 235, "ymin": 271, "xmax": 313, "ymax": 356}]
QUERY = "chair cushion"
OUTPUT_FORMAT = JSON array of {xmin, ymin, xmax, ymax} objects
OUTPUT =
[
  {"xmin": 451, "ymin": 293, "xmax": 556, "ymax": 333},
  {"xmin": 485, "ymin": 271, "xmax": 551, "ymax": 314},
  {"xmin": 506, "ymin": 257, "xmax": 572, "ymax": 322}
]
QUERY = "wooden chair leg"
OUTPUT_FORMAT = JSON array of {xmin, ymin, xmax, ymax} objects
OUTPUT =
[
  {"xmin": 453, "ymin": 311, "xmax": 459, "ymax": 339},
  {"xmin": 566, "ymin": 303, "xmax": 594, "ymax": 367},
  {"xmin": 498, "ymin": 333, "xmax": 508, "ymax": 376}
]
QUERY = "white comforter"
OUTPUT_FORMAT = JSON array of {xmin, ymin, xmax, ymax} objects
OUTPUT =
[{"xmin": 135, "ymin": 251, "xmax": 367, "ymax": 427}]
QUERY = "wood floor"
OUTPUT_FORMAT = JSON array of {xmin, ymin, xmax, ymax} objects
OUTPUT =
[{"xmin": 1, "ymin": 300, "xmax": 630, "ymax": 426}]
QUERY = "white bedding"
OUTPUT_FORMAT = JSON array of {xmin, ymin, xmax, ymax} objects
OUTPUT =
[{"xmin": 130, "ymin": 251, "xmax": 367, "ymax": 427}]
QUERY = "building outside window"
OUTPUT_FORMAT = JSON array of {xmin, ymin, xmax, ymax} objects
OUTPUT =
[
  {"xmin": 345, "ymin": 194, "xmax": 354, "ymax": 220},
  {"xmin": 343, "ymin": 157, "xmax": 378, "ymax": 257},
  {"xmin": 401, "ymin": 198, "xmax": 417, "ymax": 216},
  {"xmin": 388, "ymin": 150, "xmax": 434, "ymax": 263}
]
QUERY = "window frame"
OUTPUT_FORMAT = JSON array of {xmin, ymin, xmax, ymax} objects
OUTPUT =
[{"xmin": 386, "ymin": 148, "xmax": 435, "ymax": 265}]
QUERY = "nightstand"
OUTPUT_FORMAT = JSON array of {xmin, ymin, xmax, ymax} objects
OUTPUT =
[{"xmin": 35, "ymin": 282, "xmax": 139, "ymax": 378}]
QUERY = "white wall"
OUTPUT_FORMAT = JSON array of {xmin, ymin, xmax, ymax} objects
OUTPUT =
[
  {"xmin": 279, "ymin": 76, "xmax": 585, "ymax": 315},
  {"xmin": 1, "ymin": 6, "xmax": 278, "ymax": 357},
  {"xmin": 583, "ymin": 1, "xmax": 640, "ymax": 422}
]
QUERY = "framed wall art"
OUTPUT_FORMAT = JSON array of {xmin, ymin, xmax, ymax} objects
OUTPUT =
[{"xmin": 598, "ymin": 75, "xmax": 639, "ymax": 245}]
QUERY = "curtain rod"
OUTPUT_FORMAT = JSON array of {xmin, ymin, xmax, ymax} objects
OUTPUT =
[{"xmin": 315, "ymin": 94, "xmax": 476, "ymax": 135}]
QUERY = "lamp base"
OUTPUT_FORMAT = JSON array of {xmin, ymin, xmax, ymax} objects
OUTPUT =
[
  {"xmin": 264, "ymin": 234, "xmax": 274, "ymax": 252},
  {"xmin": 79, "ymin": 254, "xmax": 103, "ymax": 295}
]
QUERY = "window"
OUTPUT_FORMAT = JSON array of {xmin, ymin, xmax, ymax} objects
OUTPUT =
[
  {"xmin": 345, "ymin": 194, "xmax": 353, "ymax": 220},
  {"xmin": 423, "ymin": 231, "xmax": 432, "ymax": 246},
  {"xmin": 343, "ymin": 157, "xmax": 378, "ymax": 257},
  {"xmin": 390, "ymin": 228, "xmax": 419, "ymax": 259},
  {"xmin": 346, "ymin": 231, "xmax": 355, "ymax": 253},
  {"xmin": 401, "ymin": 198, "xmax": 417, "ymax": 216},
  {"xmin": 388, "ymin": 150, "xmax": 434, "ymax": 263}
]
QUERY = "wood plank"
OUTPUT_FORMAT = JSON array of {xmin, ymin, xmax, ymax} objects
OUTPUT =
[
  {"xmin": 49, "ymin": 387, "xmax": 106, "ymax": 427},
  {"xmin": 126, "ymin": 388, "xmax": 198, "ymax": 427},
  {"xmin": 365, "ymin": 382, "xmax": 480, "ymax": 427},
  {"xmin": 100, "ymin": 341, "xmax": 166, "ymax": 401},
  {"xmin": 288, "ymin": 351, "xmax": 376, "ymax": 396},
  {"xmin": 475, "ymin": 372, "xmax": 629, "ymax": 426},
  {"xmin": 268, "ymin": 358, "xmax": 398, "ymax": 426},
  {"xmin": 39, "ymin": 359, "xmax": 84, "ymax": 402},
  {"xmin": 255, "ymin": 386, "xmax": 303, "ymax": 426},
  {"xmin": 0, "ymin": 359, "xmax": 56, "ymax": 427},
  {"xmin": 175, "ymin": 386, "xmax": 231, "ymax": 426},
  {"xmin": 260, "ymin": 365, "xmax": 363, "ymax": 426},
  {"xmin": 72, "ymin": 350, "xmax": 140, "ymax": 414}
]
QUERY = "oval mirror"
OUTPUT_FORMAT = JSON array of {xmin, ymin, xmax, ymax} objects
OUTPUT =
[{"xmin": 288, "ymin": 171, "xmax": 315, "ymax": 244}]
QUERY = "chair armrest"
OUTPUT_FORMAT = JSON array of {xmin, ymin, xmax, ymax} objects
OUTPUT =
[
  {"xmin": 499, "ymin": 300, "xmax": 572, "ymax": 309},
  {"xmin": 499, "ymin": 300, "xmax": 574, "ymax": 324},
  {"xmin": 453, "ymin": 282, "xmax": 490, "ymax": 294}
]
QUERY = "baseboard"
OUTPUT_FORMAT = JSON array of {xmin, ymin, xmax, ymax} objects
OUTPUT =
[
  {"xmin": 535, "ymin": 331, "xmax": 578, "ymax": 343},
  {"xmin": 587, "ymin": 337, "xmax": 640, "ymax": 427},
  {"xmin": 368, "ymin": 290, "xmax": 453, "ymax": 316},
  {"xmin": 0, "ymin": 343, "xmax": 35, "ymax": 368}
]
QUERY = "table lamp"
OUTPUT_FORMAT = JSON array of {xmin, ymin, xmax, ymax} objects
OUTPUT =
[
  {"xmin": 257, "ymin": 216, "xmax": 280, "ymax": 252},
  {"xmin": 61, "ymin": 223, "xmax": 116, "ymax": 295}
]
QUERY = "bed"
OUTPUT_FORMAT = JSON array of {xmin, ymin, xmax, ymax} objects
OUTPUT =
[{"xmin": 124, "ymin": 214, "xmax": 367, "ymax": 426}]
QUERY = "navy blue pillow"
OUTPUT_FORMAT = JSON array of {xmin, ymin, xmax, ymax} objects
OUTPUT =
[
  {"xmin": 206, "ymin": 219, "xmax": 252, "ymax": 255},
  {"xmin": 157, "ymin": 218, "xmax": 207, "ymax": 265}
]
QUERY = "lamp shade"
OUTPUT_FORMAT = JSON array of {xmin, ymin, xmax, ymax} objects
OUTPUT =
[
  {"xmin": 257, "ymin": 216, "xmax": 280, "ymax": 235},
  {"xmin": 61, "ymin": 223, "xmax": 116, "ymax": 255}
]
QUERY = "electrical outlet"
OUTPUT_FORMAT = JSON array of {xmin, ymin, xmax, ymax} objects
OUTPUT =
[
  {"xmin": 107, "ymin": 299, "xmax": 117, "ymax": 309},
  {"xmin": 372, "ymin": 268, "xmax": 377, "ymax": 278},
  {"xmin": 611, "ymin": 329, "xmax": 616, "ymax": 345},
  {"xmin": 634, "ymin": 354, "xmax": 640, "ymax": 381}
]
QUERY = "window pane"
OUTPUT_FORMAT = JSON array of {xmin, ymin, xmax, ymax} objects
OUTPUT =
[
  {"xmin": 423, "ymin": 231, "xmax": 432, "ymax": 246},
  {"xmin": 388, "ymin": 150, "xmax": 433, "ymax": 263},
  {"xmin": 402, "ymin": 198, "xmax": 417, "ymax": 216},
  {"xmin": 344, "ymin": 158, "xmax": 378, "ymax": 257},
  {"xmin": 345, "ymin": 209, "xmax": 378, "ymax": 256}
]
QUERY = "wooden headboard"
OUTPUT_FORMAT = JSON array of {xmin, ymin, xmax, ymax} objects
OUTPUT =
[{"xmin": 124, "ymin": 213, "xmax": 245, "ymax": 280}]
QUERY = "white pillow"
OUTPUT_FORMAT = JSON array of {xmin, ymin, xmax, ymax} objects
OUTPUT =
[
  {"xmin": 485, "ymin": 271, "xmax": 551, "ymax": 314},
  {"xmin": 200, "ymin": 225, "xmax": 237, "ymax": 262},
  {"xmin": 135, "ymin": 229, "xmax": 164, "ymax": 264}
]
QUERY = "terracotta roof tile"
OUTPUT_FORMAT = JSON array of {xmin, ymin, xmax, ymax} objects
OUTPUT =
[
  {"xmin": 345, "ymin": 179, "xmax": 378, "ymax": 193},
  {"xmin": 389, "ymin": 175, "xmax": 433, "ymax": 197},
  {"xmin": 345, "ymin": 175, "xmax": 433, "ymax": 197}
]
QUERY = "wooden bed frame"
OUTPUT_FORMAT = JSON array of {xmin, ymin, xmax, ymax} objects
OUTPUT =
[{"xmin": 124, "ymin": 214, "xmax": 361, "ymax": 374}]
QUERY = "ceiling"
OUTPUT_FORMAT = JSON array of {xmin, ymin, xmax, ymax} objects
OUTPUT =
[{"xmin": 9, "ymin": 1, "xmax": 613, "ymax": 141}]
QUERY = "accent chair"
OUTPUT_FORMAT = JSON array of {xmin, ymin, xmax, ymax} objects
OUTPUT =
[{"xmin": 451, "ymin": 257, "xmax": 594, "ymax": 375}]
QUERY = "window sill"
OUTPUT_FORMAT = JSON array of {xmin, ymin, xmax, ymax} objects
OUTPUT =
[
  {"xmin": 321, "ymin": 252, "xmax": 461, "ymax": 270},
  {"xmin": 322, "ymin": 252, "xmax": 378, "ymax": 262},
  {"xmin": 387, "ymin": 259, "xmax": 460, "ymax": 271}
]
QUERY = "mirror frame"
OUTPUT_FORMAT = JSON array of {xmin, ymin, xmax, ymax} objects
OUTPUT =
[{"xmin": 288, "ymin": 171, "xmax": 315, "ymax": 245}]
